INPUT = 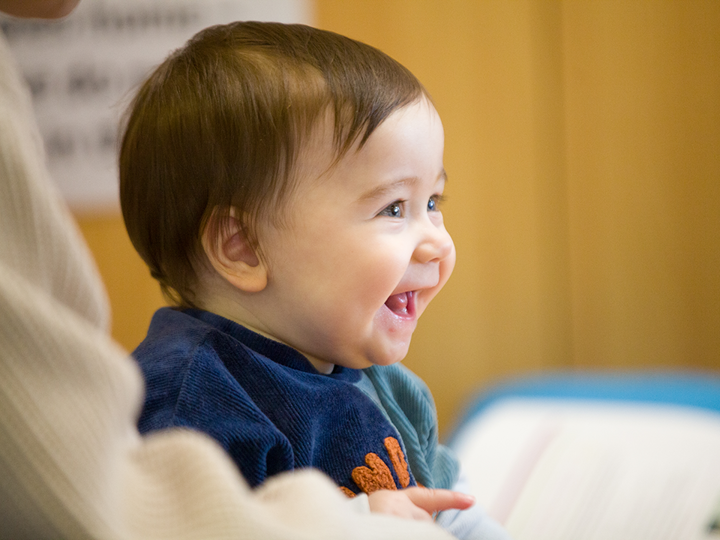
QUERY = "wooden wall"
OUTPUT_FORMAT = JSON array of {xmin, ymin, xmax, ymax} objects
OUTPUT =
[
  {"xmin": 77, "ymin": 213, "xmax": 166, "ymax": 353},
  {"xmin": 76, "ymin": 0, "xmax": 720, "ymax": 436}
]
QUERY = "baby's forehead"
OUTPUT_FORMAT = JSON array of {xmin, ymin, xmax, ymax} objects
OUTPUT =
[{"xmin": 287, "ymin": 97, "xmax": 439, "ymax": 194}]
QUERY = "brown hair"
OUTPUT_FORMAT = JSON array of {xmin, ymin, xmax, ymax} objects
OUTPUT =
[{"xmin": 119, "ymin": 21, "xmax": 427, "ymax": 307}]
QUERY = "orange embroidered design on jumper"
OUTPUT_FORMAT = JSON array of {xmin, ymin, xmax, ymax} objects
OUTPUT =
[
  {"xmin": 384, "ymin": 436, "xmax": 410, "ymax": 488},
  {"xmin": 341, "ymin": 436, "xmax": 411, "ymax": 497}
]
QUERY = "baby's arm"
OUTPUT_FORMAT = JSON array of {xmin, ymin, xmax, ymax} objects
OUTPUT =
[{"xmin": 368, "ymin": 487, "xmax": 475, "ymax": 522}]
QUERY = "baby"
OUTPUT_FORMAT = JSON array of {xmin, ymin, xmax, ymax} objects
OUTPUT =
[{"xmin": 120, "ymin": 21, "xmax": 508, "ymax": 538}]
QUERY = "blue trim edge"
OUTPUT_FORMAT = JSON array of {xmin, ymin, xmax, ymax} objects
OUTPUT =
[{"xmin": 447, "ymin": 370, "xmax": 720, "ymax": 448}]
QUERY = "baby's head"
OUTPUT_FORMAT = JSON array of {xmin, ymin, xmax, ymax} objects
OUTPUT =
[{"xmin": 120, "ymin": 21, "xmax": 455, "ymax": 372}]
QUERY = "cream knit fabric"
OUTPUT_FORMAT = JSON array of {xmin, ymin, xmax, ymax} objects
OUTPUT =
[{"xmin": 0, "ymin": 34, "xmax": 452, "ymax": 540}]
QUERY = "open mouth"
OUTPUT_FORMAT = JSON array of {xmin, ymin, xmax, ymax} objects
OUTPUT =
[{"xmin": 384, "ymin": 290, "xmax": 415, "ymax": 317}]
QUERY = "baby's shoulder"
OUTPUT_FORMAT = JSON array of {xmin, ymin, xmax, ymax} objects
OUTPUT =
[
  {"xmin": 367, "ymin": 362, "xmax": 432, "ymax": 392},
  {"xmin": 133, "ymin": 307, "xmax": 246, "ymax": 406},
  {"xmin": 364, "ymin": 363, "xmax": 435, "ymax": 413}
]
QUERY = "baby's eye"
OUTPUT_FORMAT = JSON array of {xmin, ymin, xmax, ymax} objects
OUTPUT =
[
  {"xmin": 379, "ymin": 201, "xmax": 404, "ymax": 218},
  {"xmin": 427, "ymin": 194, "xmax": 444, "ymax": 212}
]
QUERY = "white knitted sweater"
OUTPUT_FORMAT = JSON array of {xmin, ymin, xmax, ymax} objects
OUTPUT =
[{"xmin": 0, "ymin": 33, "xmax": 452, "ymax": 540}]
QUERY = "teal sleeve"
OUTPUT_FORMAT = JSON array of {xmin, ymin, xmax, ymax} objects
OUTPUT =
[{"xmin": 364, "ymin": 364, "xmax": 459, "ymax": 490}]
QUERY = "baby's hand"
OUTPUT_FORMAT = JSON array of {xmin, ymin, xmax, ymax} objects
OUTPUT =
[{"xmin": 367, "ymin": 487, "xmax": 475, "ymax": 522}]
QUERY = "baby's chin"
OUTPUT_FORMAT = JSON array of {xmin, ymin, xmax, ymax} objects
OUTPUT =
[
  {"xmin": 331, "ymin": 347, "xmax": 408, "ymax": 370},
  {"xmin": 366, "ymin": 344, "xmax": 412, "ymax": 368}
]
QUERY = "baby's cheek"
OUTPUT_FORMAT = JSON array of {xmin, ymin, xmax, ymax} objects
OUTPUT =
[
  {"xmin": 360, "ymin": 256, "xmax": 406, "ymax": 296},
  {"xmin": 439, "ymin": 244, "xmax": 457, "ymax": 284},
  {"xmin": 417, "ymin": 249, "xmax": 456, "ymax": 315}
]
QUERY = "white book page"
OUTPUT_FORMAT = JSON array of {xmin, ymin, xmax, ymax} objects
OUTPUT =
[{"xmin": 453, "ymin": 400, "xmax": 720, "ymax": 540}]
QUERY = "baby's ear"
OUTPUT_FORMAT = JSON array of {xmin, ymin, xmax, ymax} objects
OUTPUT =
[{"xmin": 201, "ymin": 208, "xmax": 267, "ymax": 293}]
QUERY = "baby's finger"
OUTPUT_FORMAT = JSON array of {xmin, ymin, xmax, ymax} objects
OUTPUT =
[{"xmin": 403, "ymin": 487, "xmax": 475, "ymax": 514}]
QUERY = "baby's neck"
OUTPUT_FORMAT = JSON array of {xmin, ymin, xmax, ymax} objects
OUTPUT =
[
  {"xmin": 302, "ymin": 354, "xmax": 334, "ymax": 374},
  {"xmin": 198, "ymin": 294, "xmax": 335, "ymax": 375},
  {"xmin": 242, "ymin": 322, "xmax": 336, "ymax": 375}
]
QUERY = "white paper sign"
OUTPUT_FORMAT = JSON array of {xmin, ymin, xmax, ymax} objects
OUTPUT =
[{"xmin": 1, "ymin": 0, "xmax": 312, "ymax": 211}]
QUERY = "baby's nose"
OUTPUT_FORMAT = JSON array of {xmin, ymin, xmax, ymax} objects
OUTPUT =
[{"xmin": 414, "ymin": 225, "xmax": 454, "ymax": 264}]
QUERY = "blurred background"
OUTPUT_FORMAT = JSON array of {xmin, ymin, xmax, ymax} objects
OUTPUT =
[{"xmin": 5, "ymin": 0, "xmax": 719, "ymax": 437}]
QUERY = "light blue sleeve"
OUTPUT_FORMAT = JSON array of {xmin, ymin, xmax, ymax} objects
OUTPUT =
[{"xmin": 436, "ymin": 471, "xmax": 513, "ymax": 540}]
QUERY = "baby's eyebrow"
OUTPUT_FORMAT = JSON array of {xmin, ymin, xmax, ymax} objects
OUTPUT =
[
  {"xmin": 358, "ymin": 170, "xmax": 447, "ymax": 202},
  {"xmin": 358, "ymin": 177, "xmax": 417, "ymax": 202}
]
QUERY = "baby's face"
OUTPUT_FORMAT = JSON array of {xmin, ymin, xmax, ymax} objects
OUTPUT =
[{"xmin": 253, "ymin": 98, "xmax": 455, "ymax": 372}]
